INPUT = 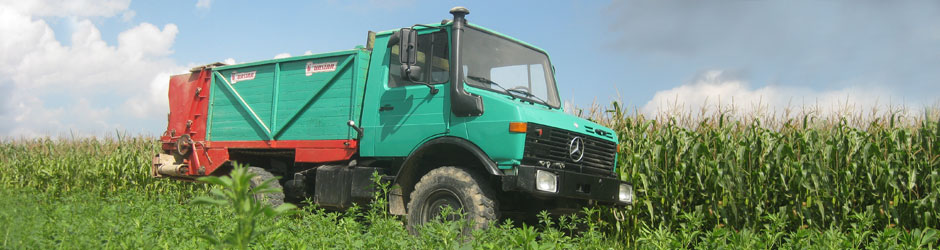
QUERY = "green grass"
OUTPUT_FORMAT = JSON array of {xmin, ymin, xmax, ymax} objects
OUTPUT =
[
  {"xmin": 0, "ymin": 189, "xmax": 210, "ymax": 248},
  {"xmin": 1, "ymin": 106, "xmax": 939, "ymax": 249},
  {"xmin": 5, "ymin": 188, "xmax": 935, "ymax": 249}
]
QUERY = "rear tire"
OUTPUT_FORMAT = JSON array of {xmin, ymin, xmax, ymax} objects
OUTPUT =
[
  {"xmin": 407, "ymin": 167, "xmax": 497, "ymax": 234},
  {"xmin": 247, "ymin": 166, "xmax": 285, "ymax": 207}
]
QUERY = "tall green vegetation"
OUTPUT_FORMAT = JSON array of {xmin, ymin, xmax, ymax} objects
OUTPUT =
[
  {"xmin": 589, "ymin": 103, "xmax": 939, "ymax": 244},
  {"xmin": 192, "ymin": 163, "xmax": 297, "ymax": 249},
  {"xmin": 0, "ymin": 135, "xmax": 206, "ymax": 196}
]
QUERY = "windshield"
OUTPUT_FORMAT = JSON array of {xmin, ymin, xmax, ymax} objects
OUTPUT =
[{"xmin": 460, "ymin": 26, "xmax": 560, "ymax": 108}]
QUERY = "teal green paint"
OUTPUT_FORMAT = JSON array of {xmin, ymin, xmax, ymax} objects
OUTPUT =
[
  {"xmin": 362, "ymin": 23, "xmax": 602, "ymax": 162},
  {"xmin": 438, "ymin": 23, "xmax": 615, "ymax": 166},
  {"xmin": 351, "ymin": 51, "xmax": 371, "ymax": 140},
  {"xmin": 346, "ymin": 52, "xmax": 360, "ymax": 139},
  {"xmin": 274, "ymin": 54, "xmax": 355, "ymax": 141},
  {"xmin": 205, "ymin": 23, "xmax": 619, "ymax": 175},
  {"xmin": 447, "ymin": 86, "xmax": 526, "ymax": 165},
  {"xmin": 207, "ymin": 50, "xmax": 366, "ymax": 142},
  {"xmin": 369, "ymin": 78, "xmax": 449, "ymax": 156},
  {"xmin": 449, "ymin": 86, "xmax": 618, "ymax": 166},
  {"xmin": 270, "ymin": 63, "xmax": 280, "ymax": 132},
  {"xmin": 212, "ymin": 71, "xmax": 273, "ymax": 140},
  {"xmin": 272, "ymin": 55, "xmax": 354, "ymax": 140},
  {"xmin": 360, "ymin": 24, "xmax": 452, "ymax": 157},
  {"xmin": 360, "ymin": 28, "xmax": 452, "ymax": 157},
  {"xmin": 206, "ymin": 74, "xmax": 216, "ymax": 140},
  {"xmin": 210, "ymin": 62, "xmax": 278, "ymax": 141},
  {"xmin": 215, "ymin": 49, "xmax": 362, "ymax": 71},
  {"xmin": 347, "ymin": 55, "xmax": 356, "ymax": 139}
]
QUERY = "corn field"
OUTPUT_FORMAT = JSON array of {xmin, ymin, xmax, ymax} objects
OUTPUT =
[
  {"xmin": 1, "ymin": 104, "xmax": 939, "ymax": 248},
  {"xmin": 0, "ymin": 135, "xmax": 204, "ymax": 196},
  {"xmin": 591, "ymin": 103, "xmax": 940, "ymax": 240}
]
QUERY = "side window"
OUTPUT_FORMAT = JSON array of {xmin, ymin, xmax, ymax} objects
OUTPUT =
[
  {"xmin": 428, "ymin": 32, "xmax": 449, "ymax": 83},
  {"xmin": 389, "ymin": 31, "xmax": 449, "ymax": 88}
]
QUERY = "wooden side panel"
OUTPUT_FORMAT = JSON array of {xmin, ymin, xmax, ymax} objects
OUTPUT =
[
  {"xmin": 209, "ymin": 64, "xmax": 276, "ymax": 141},
  {"xmin": 206, "ymin": 49, "xmax": 368, "ymax": 142},
  {"xmin": 275, "ymin": 55, "xmax": 354, "ymax": 140}
]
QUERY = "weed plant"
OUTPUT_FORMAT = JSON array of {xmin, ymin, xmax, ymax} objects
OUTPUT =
[{"xmin": 191, "ymin": 163, "xmax": 296, "ymax": 249}]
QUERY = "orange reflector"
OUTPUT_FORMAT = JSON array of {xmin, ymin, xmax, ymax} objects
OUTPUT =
[{"xmin": 509, "ymin": 122, "xmax": 527, "ymax": 133}]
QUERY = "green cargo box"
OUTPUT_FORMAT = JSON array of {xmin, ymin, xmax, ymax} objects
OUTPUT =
[{"xmin": 206, "ymin": 49, "xmax": 371, "ymax": 142}]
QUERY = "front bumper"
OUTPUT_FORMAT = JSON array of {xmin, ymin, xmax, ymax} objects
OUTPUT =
[{"xmin": 500, "ymin": 165, "xmax": 632, "ymax": 205}]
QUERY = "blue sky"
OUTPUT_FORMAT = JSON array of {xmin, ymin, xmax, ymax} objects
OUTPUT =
[{"xmin": 1, "ymin": 0, "xmax": 938, "ymax": 137}]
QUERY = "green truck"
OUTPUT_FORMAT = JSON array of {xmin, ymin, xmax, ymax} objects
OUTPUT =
[{"xmin": 153, "ymin": 6, "xmax": 632, "ymax": 230}]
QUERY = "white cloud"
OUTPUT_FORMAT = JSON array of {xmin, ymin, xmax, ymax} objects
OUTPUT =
[
  {"xmin": 606, "ymin": 1, "xmax": 940, "ymax": 101},
  {"xmin": 7, "ymin": 97, "xmax": 117, "ymax": 137},
  {"xmin": 223, "ymin": 58, "xmax": 237, "ymax": 65},
  {"xmin": 118, "ymin": 22, "xmax": 178, "ymax": 59},
  {"xmin": 123, "ymin": 68, "xmax": 186, "ymax": 119},
  {"xmin": 0, "ymin": 0, "xmax": 131, "ymax": 17},
  {"xmin": 273, "ymin": 53, "xmax": 291, "ymax": 59},
  {"xmin": 121, "ymin": 10, "xmax": 135, "ymax": 22},
  {"xmin": 303, "ymin": 50, "xmax": 313, "ymax": 55},
  {"xmin": 641, "ymin": 70, "xmax": 915, "ymax": 119},
  {"xmin": 196, "ymin": 0, "xmax": 211, "ymax": 9},
  {"xmin": 0, "ymin": 2, "xmax": 185, "ymax": 137}
]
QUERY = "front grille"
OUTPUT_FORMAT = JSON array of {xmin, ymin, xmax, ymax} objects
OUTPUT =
[{"xmin": 522, "ymin": 123, "xmax": 617, "ymax": 176}]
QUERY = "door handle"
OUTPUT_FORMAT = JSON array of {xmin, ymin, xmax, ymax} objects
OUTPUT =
[{"xmin": 379, "ymin": 104, "xmax": 394, "ymax": 112}]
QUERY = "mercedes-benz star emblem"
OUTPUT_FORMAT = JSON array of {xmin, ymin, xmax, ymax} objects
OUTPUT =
[{"xmin": 568, "ymin": 137, "xmax": 584, "ymax": 162}]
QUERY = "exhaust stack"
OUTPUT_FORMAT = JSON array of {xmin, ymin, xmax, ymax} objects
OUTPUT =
[{"xmin": 448, "ymin": 6, "xmax": 485, "ymax": 117}]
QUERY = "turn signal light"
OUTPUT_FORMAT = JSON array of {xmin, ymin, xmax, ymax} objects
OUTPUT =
[{"xmin": 509, "ymin": 122, "xmax": 527, "ymax": 133}]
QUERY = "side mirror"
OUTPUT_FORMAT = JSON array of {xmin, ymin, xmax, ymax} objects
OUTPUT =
[
  {"xmin": 398, "ymin": 28, "xmax": 418, "ymax": 70},
  {"xmin": 401, "ymin": 64, "xmax": 422, "ymax": 81},
  {"xmin": 390, "ymin": 27, "xmax": 438, "ymax": 94}
]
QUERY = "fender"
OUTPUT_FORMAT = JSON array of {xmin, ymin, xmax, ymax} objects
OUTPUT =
[{"xmin": 396, "ymin": 136, "xmax": 501, "ymax": 179}]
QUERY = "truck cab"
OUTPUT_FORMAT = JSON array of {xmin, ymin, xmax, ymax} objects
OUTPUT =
[{"xmin": 153, "ymin": 6, "xmax": 632, "ymax": 231}]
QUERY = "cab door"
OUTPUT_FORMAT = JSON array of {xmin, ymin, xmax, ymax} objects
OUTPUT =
[{"xmin": 368, "ymin": 30, "xmax": 451, "ymax": 157}]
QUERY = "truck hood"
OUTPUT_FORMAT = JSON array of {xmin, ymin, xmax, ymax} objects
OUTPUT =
[
  {"xmin": 517, "ymin": 103, "xmax": 619, "ymax": 144},
  {"xmin": 466, "ymin": 87, "xmax": 619, "ymax": 144}
]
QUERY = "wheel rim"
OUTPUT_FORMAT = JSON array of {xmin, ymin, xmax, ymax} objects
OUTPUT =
[{"xmin": 423, "ymin": 188, "xmax": 464, "ymax": 222}]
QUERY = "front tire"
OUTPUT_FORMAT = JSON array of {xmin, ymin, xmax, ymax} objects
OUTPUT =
[
  {"xmin": 247, "ymin": 166, "xmax": 285, "ymax": 207},
  {"xmin": 407, "ymin": 167, "xmax": 497, "ymax": 234}
]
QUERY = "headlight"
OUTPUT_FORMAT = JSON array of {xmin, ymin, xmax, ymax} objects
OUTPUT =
[
  {"xmin": 619, "ymin": 184, "xmax": 633, "ymax": 204},
  {"xmin": 535, "ymin": 170, "xmax": 557, "ymax": 193}
]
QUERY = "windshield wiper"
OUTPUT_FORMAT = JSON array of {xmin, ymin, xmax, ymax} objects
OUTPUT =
[
  {"xmin": 506, "ymin": 87, "xmax": 550, "ymax": 107},
  {"xmin": 466, "ymin": 75, "xmax": 550, "ymax": 107},
  {"xmin": 466, "ymin": 75, "xmax": 519, "ymax": 100}
]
